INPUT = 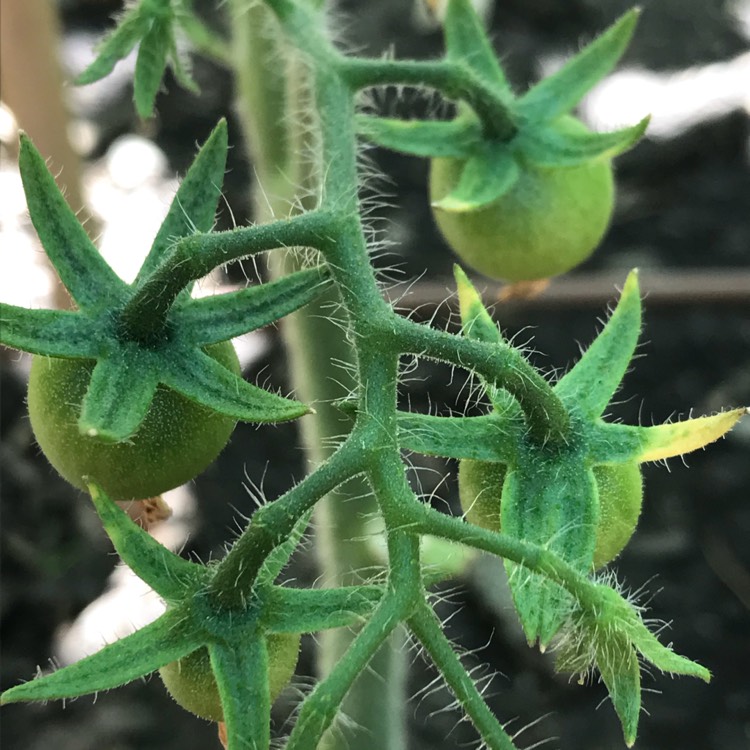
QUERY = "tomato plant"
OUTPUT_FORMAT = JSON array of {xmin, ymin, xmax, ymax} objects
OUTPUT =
[
  {"xmin": 27, "ymin": 342, "xmax": 240, "ymax": 500},
  {"xmin": 1, "ymin": 3, "xmax": 745, "ymax": 750}
]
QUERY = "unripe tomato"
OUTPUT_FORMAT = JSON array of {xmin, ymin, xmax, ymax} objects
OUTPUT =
[
  {"xmin": 159, "ymin": 633, "xmax": 301, "ymax": 722},
  {"xmin": 591, "ymin": 462, "xmax": 643, "ymax": 569},
  {"xmin": 458, "ymin": 458, "xmax": 506, "ymax": 530},
  {"xmin": 458, "ymin": 459, "xmax": 642, "ymax": 568},
  {"xmin": 27, "ymin": 342, "xmax": 239, "ymax": 500},
  {"xmin": 430, "ymin": 118, "xmax": 615, "ymax": 281}
]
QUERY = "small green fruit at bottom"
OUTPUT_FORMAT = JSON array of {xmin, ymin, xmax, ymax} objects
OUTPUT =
[
  {"xmin": 27, "ymin": 341, "xmax": 240, "ymax": 500},
  {"xmin": 159, "ymin": 633, "xmax": 301, "ymax": 722}
]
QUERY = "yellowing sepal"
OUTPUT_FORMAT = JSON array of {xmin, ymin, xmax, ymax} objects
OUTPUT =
[{"xmin": 638, "ymin": 407, "xmax": 747, "ymax": 462}]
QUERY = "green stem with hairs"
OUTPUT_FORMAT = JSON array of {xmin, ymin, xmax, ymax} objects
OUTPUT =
[{"xmin": 229, "ymin": 2, "xmax": 408, "ymax": 748}]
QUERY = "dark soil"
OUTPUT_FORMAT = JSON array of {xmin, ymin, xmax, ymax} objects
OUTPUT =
[{"xmin": 2, "ymin": 1, "xmax": 749, "ymax": 749}]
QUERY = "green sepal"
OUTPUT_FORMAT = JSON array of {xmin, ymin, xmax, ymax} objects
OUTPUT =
[
  {"xmin": 258, "ymin": 510, "xmax": 313, "ymax": 585},
  {"xmin": 587, "ymin": 422, "xmax": 645, "ymax": 464},
  {"xmin": 78, "ymin": 349, "xmax": 160, "ymax": 442},
  {"xmin": 162, "ymin": 346, "xmax": 310, "ymax": 422},
  {"xmin": 19, "ymin": 134, "xmax": 128, "ymax": 309},
  {"xmin": 555, "ymin": 595, "xmax": 641, "ymax": 746},
  {"xmin": 431, "ymin": 145, "xmax": 519, "ymax": 212},
  {"xmin": 396, "ymin": 412, "xmax": 521, "ymax": 463},
  {"xmin": 515, "ymin": 9, "xmax": 639, "ymax": 123},
  {"xmin": 0, "ymin": 608, "xmax": 202, "ymax": 705},
  {"xmin": 265, "ymin": 585, "xmax": 384, "ymax": 633},
  {"xmin": 503, "ymin": 454, "xmax": 598, "ymax": 646},
  {"xmin": 454, "ymin": 265, "xmax": 518, "ymax": 413},
  {"xmin": 558, "ymin": 585, "xmax": 710, "ymax": 746},
  {"xmin": 355, "ymin": 114, "xmax": 480, "ymax": 159},
  {"xmin": 74, "ymin": 4, "xmax": 149, "ymax": 85},
  {"xmin": 74, "ymin": 0, "xmax": 199, "ymax": 119},
  {"xmin": 165, "ymin": 25, "xmax": 200, "ymax": 94},
  {"xmin": 622, "ymin": 612, "xmax": 711, "ymax": 682},
  {"xmin": 135, "ymin": 120, "xmax": 229, "ymax": 294},
  {"xmin": 209, "ymin": 638, "xmax": 270, "ymax": 750},
  {"xmin": 598, "ymin": 635, "xmax": 641, "ymax": 747},
  {"xmin": 174, "ymin": 266, "xmax": 331, "ymax": 345},
  {"xmin": 88, "ymin": 482, "xmax": 207, "ymax": 603},
  {"xmin": 444, "ymin": 0, "xmax": 512, "ymax": 95},
  {"xmin": 555, "ymin": 270, "xmax": 641, "ymax": 418},
  {"xmin": 0, "ymin": 304, "xmax": 102, "ymax": 358},
  {"xmin": 454, "ymin": 264, "xmax": 501, "ymax": 345},
  {"xmin": 516, "ymin": 116, "xmax": 649, "ymax": 168},
  {"xmin": 134, "ymin": 14, "xmax": 172, "ymax": 118}
]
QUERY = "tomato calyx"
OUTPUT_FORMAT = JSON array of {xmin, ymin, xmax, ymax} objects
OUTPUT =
[
  {"xmin": 357, "ymin": 6, "xmax": 648, "ymax": 215},
  {"xmin": 394, "ymin": 267, "xmax": 746, "ymax": 646},
  {"xmin": 0, "ymin": 483, "xmax": 385, "ymax": 736},
  {"xmin": 0, "ymin": 121, "xmax": 332, "ymax": 447}
]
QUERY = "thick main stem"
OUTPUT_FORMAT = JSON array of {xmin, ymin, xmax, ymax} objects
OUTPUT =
[{"xmin": 230, "ymin": 3, "xmax": 407, "ymax": 749}]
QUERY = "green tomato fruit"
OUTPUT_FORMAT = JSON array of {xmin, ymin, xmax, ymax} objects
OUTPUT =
[
  {"xmin": 159, "ymin": 633, "xmax": 301, "ymax": 722},
  {"xmin": 458, "ymin": 459, "xmax": 642, "ymax": 568},
  {"xmin": 430, "ymin": 119, "xmax": 615, "ymax": 281},
  {"xmin": 27, "ymin": 341, "xmax": 239, "ymax": 500},
  {"xmin": 458, "ymin": 458, "xmax": 507, "ymax": 530},
  {"xmin": 591, "ymin": 461, "xmax": 643, "ymax": 569}
]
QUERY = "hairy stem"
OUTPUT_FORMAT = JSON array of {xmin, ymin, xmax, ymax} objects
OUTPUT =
[
  {"xmin": 231, "ymin": 3, "xmax": 409, "ymax": 749},
  {"xmin": 285, "ymin": 596, "xmax": 403, "ymax": 750},
  {"xmin": 409, "ymin": 605, "xmax": 517, "ymax": 750},
  {"xmin": 340, "ymin": 58, "xmax": 517, "ymax": 141},
  {"xmin": 391, "ymin": 314, "xmax": 569, "ymax": 444},
  {"xmin": 209, "ymin": 435, "xmax": 365, "ymax": 607},
  {"xmin": 118, "ymin": 212, "xmax": 333, "ymax": 343}
]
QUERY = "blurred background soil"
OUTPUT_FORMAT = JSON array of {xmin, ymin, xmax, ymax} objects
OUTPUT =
[{"xmin": 1, "ymin": 1, "xmax": 749, "ymax": 748}]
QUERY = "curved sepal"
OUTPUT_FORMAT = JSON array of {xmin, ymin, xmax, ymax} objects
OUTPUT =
[
  {"xmin": 516, "ymin": 116, "xmax": 649, "ymax": 168},
  {"xmin": 355, "ymin": 114, "xmax": 480, "ymax": 159},
  {"xmin": 454, "ymin": 265, "xmax": 501, "ymax": 344},
  {"xmin": 88, "ymin": 482, "xmax": 207, "ymax": 603},
  {"xmin": 19, "ymin": 135, "xmax": 128, "ymax": 309},
  {"xmin": 0, "ymin": 609, "xmax": 202, "ymax": 705},
  {"xmin": 637, "ymin": 408, "xmax": 747, "ymax": 462},
  {"xmin": 431, "ymin": 145, "xmax": 519, "ymax": 212},
  {"xmin": 454, "ymin": 266, "xmax": 524, "ymax": 414},
  {"xmin": 503, "ymin": 455, "xmax": 598, "ymax": 646},
  {"xmin": 516, "ymin": 10, "xmax": 639, "ymax": 123},
  {"xmin": 556, "ymin": 594, "xmax": 641, "ymax": 746},
  {"xmin": 136, "ymin": 120, "xmax": 229, "ymax": 291},
  {"xmin": 75, "ymin": 0, "xmax": 199, "ymax": 120},
  {"xmin": 444, "ymin": 0, "xmax": 512, "ymax": 95},
  {"xmin": 78, "ymin": 350, "xmax": 160, "ymax": 442},
  {"xmin": 75, "ymin": 4, "xmax": 148, "ymax": 85},
  {"xmin": 258, "ymin": 510, "xmax": 313, "ymax": 585},
  {"xmin": 175, "ymin": 266, "xmax": 331, "ymax": 346},
  {"xmin": 559, "ymin": 584, "xmax": 710, "ymax": 746},
  {"xmin": 134, "ymin": 14, "xmax": 171, "ymax": 119},
  {"xmin": 555, "ymin": 270, "xmax": 641, "ymax": 418},
  {"xmin": 163, "ymin": 347, "xmax": 310, "ymax": 422},
  {"xmin": 0, "ymin": 304, "xmax": 102, "ymax": 358}
]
